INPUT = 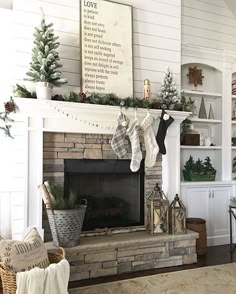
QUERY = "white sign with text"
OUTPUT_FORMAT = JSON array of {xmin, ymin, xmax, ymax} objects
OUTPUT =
[{"xmin": 80, "ymin": 0, "xmax": 133, "ymax": 98}]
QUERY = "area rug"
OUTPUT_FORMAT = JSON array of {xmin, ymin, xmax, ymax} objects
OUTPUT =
[{"xmin": 69, "ymin": 263, "xmax": 236, "ymax": 294}]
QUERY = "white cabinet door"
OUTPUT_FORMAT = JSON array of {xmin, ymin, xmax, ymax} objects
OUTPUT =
[
  {"xmin": 181, "ymin": 184, "xmax": 232, "ymax": 246},
  {"xmin": 184, "ymin": 187, "xmax": 209, "ymax": 232},
  {"xmin": 208, "ymin": 186, "xmax": 231, "ymax": 239}
]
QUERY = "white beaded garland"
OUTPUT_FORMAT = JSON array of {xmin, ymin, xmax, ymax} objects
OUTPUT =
[{"xmin": 48, "ymin": 103, "xmax": 115, "ymax": 131}]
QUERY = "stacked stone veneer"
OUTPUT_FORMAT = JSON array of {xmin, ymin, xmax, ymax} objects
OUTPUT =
[
  {"xmin": 63, "ymin": 231, "xmax": 198, "ymax": 281},
  {"xmin": 43, "ymin": 132, "xmax": 162, "ymax": 240},
  {"xmin": 43, "ymin": 132, "xmax": 162, "ymax": 190}
]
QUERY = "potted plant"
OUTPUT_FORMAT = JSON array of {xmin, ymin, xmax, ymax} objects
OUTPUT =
[
  {"xmin": 38, "ymin": 181, "xmax": 87, "ymax": 247},
  {"xmin": 25, "ymin": 15, "xmax": 67, "ymax": 100},
  {"xmin": 183, "ymin": 155, "xmax": 216, "ymax": 181}
]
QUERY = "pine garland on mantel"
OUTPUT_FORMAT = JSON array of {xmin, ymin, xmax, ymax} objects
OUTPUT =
[
  {"xmin": 14, "ymin": 84, "xmax": 161, "ymax": 109},
  {"xmin": 13, "ymin": 83, "xmax": 186, "ymax": 111}
]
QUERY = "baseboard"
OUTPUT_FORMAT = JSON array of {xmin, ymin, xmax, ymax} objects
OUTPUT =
[{"xmin": 207, "ymin": 235, "xmax": 230, "ymax": 246}]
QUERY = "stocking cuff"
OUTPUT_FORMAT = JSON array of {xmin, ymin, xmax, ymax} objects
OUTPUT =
[{"xmin": 118, "ymin": 112, "xmax": 129, "ymax": 126}]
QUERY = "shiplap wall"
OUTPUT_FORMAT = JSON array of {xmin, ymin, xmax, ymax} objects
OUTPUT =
[
  {"xmin": 13, "ymin": 0, "xmax": 181, "ymax": 97},
  {"xmin": 0, "ymin": 121, "xmax": 27, "ymax": 240},
  {"xmin": 0, "ymin": 8, "xmax": 26, "ymax": 240},
  {"xmin": 182, "ymin": 0, "xmax": 236, "ymax": 52},
  {"xmin": 1, "ymin": 0, "xmax": 181, "ymax": 239}
]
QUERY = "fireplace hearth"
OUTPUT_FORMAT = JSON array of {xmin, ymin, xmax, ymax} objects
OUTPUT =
[{"xmin": 64, "ymin": 159, "xmax": 145, "ymax": 231}]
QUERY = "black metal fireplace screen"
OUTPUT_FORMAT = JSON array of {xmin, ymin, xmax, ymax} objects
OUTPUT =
[{"xmin": 64, "ymin": 159, "xmax": 145, "ymax": 231}]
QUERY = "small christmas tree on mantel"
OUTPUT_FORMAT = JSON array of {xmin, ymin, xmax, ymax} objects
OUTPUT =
[
  {"xmin": 159, "ymin": 68, "xmax": 179, "ymax": 110},
  {"xmin": 25, "ymin": 13, "xmax": 67, "ymax": 100}
]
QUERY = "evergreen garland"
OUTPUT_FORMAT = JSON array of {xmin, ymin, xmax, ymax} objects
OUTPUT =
[
  {"xmin": 14, "ymin": 84, "xmax": 163, "ymax": 110},
  {"xmin": 14, "ymin": 84, "xmax": 37, "ymax": 99},
  {"xmin": 25, "ymin": 15, "xmax": 67, "ymax": 86},
  {"xmin": 0, "ymin": 97, "xmax": 19, "ymax": 138}
]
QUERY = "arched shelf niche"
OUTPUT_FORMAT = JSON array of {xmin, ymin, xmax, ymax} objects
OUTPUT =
[{"xmin": 181, "ymin": 63, "xmax": 222, "ymax": 95}]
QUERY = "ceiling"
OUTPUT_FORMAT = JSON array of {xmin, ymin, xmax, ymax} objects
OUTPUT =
[{"xmin": 0, "ymin": 0, "xmax": 12, "ymax": 9}]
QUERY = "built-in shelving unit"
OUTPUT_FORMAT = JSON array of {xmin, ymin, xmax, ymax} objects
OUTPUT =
[
  {"xmin": 180, "ymin": 63, "xmax": 222, "ymax": 182},
  {"xmin": 180, "ymin": 46, "xmax": 236, "ymax": 246}
]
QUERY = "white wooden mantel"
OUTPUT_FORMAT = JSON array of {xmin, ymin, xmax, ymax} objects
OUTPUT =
[{"xmin": 14, "ymin": 98, "xmax": 189, "ymax": 234}]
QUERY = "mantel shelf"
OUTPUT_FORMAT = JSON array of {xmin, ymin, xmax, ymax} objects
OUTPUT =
[
  {"xmin": 14, "ymin": 97, "xmax": 190, "ymax": 135},
  {"xmin": 181, "ymin": 89, "xmax": 221, "ymax": 98}
]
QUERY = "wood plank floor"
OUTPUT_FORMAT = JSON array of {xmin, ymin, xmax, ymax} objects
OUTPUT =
[{"xmin": 69, "ymin": 244, "xmax": 234, "ymax": 289}]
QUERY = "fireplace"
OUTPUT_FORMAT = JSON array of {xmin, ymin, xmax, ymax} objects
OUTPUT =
[
  {"xmin": 64, "ymin": 159, "xmax": 145, "ymax": 231},
  {"xmin": 42, "ymin": 132, "xmax": 163, "ymax": 240},
  {"xmin": 12, "ymin": 99, "xmax": 191, "ymax": 279}
]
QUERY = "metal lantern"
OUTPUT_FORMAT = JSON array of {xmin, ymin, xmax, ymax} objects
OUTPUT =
[
  {"xmin": 169, "ymin": 194, "xmax": 186, "ymax": 234},
  {"xmin": 146, "ymin": 183, "xmax": 169, "ymax": 235}
]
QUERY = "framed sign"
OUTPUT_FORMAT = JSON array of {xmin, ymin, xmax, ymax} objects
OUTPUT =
[{"xmin": 80, "ymin": 0, "xmax": 133, "ymax": 98}]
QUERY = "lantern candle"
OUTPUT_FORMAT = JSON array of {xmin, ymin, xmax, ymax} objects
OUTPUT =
[
  {"xmin": 169, "ymin": 194, "xmax": 186, "ymax": 234},
  {"xmin": 154, "ymin": 208, "xmax": 163, "ymax": 233},
  {"xmin": 146, "ymin": 183, "xmax": 169, "ymax": 235}
]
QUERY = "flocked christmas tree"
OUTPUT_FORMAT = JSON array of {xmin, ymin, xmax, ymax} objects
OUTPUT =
[
  {"xmin": 159, "ymin": 68, "xmax": 179, "ymax": 109},
  {"xmin": 25, "ymin": 14, "xmax": 67, "ymax": 86}
]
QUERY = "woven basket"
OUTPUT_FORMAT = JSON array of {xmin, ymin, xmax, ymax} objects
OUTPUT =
[
  {"xmin": 47, "ymin": 200, "xmax": 87, "ymax": 247},
  {"xmin": 0, "ymin": 247, "xmax": 65, "ymax": 294}
]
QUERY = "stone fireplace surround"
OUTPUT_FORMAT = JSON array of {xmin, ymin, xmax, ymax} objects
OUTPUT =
[
  {"xmin": 15, "ymin": 98, "xmax": 197, "ymax": 281},
  {"xmin": 42, "ymin": 131, "xmax": 162, "ymax": 240}
]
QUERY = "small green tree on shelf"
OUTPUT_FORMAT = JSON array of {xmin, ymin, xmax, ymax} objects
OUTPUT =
[
  {"xmin": 183, "ymin": 155, "xmax": 216, "ymax": 181},
  {"xmin": 25, "ymin": 15, "xmax": 67, "ymax": 86},
  {"xmin": 160, "ymin": 68, "xmax": 179, "ymax": 110},
  {"xmin": 183, "ymin": 155, "xmax": 195, "ymax": 173},
  {"xmin": 203, "ymin": 156, "xmax": 216, "ymax": 175}
]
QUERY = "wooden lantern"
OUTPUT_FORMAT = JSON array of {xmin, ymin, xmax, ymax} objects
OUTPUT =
[
  {"xmin": 169, "ymin": 194, "xmax": 186, "ymax": 234},
  {"xmin": 146, "ymin": 183, "xmax": 169, "ymax": 235}
]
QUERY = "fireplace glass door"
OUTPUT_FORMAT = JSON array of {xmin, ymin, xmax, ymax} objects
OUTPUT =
[{"xmin": 64, "ymin": 159, "xmax": 144, "ymax": 231}]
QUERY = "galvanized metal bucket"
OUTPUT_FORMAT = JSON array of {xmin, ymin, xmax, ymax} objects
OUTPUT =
[{"xmin": 47, "ymin": 199, "xmax": 87, "ymax": 247}]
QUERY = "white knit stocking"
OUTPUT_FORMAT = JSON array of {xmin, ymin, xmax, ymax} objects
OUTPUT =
[
  {"xmin": 127, "ymin": 119, "xmax": 142, "ymax": 172},
  {"xmin": 140, "ymin": 112, "xmax": 159, "ymax": 168}
]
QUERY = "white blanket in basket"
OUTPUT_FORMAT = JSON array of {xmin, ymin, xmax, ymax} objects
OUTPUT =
[{"xmin": 16, "ymin": 259, "xmax": 70, "ymax": 294}]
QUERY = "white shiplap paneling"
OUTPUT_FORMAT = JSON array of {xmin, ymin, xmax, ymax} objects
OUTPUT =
[
  {"xmin": 9, "ymin": 0, "xmax": 181, "ymax": 238},
  {"xmin": 182, "ymin": 0, "xmax": 236, "ymax": 52},
  {"xmin": 13, "ymin": 0, "xmax": 181, "ymax": 97}
]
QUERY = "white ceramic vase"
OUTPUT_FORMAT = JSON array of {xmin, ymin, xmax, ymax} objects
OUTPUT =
[{"xmin": 36, "ymin": 82, "xmax": 53, "ymax": 100}]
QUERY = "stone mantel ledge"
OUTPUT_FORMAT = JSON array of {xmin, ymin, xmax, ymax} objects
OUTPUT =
[
  {"xmin": 14, "ymin": 98, "xmax": 190, "ymax": 135},
  {"xmin": 46, "ymin": 230, "xmax": 199, "ymax": 253}
]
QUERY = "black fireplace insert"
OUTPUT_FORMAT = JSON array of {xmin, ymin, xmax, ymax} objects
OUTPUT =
[{"xmin": 64, "ymin": 159, "xmax": 145, "ymax": 231}]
